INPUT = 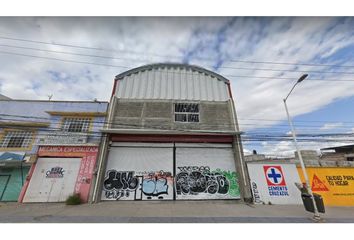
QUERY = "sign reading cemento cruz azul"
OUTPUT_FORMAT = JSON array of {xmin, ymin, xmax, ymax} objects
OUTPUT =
[
  {"xmin": 247, "ymin": 163, "xmax": 302, "ymax": 205},
  {"xmin": 263, "ymin": 165, "xmax": 289, "ymax": 196}
]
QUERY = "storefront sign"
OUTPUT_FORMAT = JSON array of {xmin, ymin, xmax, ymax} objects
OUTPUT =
[{"xmin": 36, "ymin": 132, "xmax": 88, "ymax": 145}]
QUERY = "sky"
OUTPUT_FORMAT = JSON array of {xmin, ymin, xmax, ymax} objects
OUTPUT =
[{"xmin": 0, "ymin": 17, "xmax": 354, "ymax": 156}]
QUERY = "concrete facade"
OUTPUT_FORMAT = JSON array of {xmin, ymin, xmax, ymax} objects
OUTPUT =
[
  {"xmin": 93, "ymin": 63, "xmax": 251, "ymax": 203},
  {"xmin": 112, "ymin": 99, "xmax": 234, "ymax": 132},
  {"xmin": 0, "ymin": 99, "xmax": 108, "ymax": 202},
  {"xmin": 319, "ymin": 145, "xmax": 354, "ymax": 167}
]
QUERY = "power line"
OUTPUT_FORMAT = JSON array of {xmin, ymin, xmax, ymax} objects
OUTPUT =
[
  {"xmin": 3, "ymin": 43, "xmax": 354, "ymax": 76},
  {"xmin": 0, "ymin": 50, "xmax": 132, "ymax": 69},
  {"xmin": 2, "ymin": 113, "xmax": 354, "ymax": 132},
  {"xmin": 2, "ymin": 35, "xmax": 354, "ymax": 69},
  {"xmin": 2, "ymin": 114, "xmax": 354, "ymax": 142},
  {"xmin": 2, "ymin": 49, "xmax": 354, "ymax": 83},
  {"xmin": 2, "ymin": 113, "xmax": 354, "ymax": 134},
  {"xmin": 1, "ymin": 121, "xmax": 352, "ymax": 151},
  {"xmin": 0, "ymin": 43, "xmax": 141, "ymax": 62},
  {"xmin": 1, "ymin": 127, "xmax": 351, "ymax": 144}
]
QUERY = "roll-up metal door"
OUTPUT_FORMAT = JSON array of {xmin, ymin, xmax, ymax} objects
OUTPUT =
[
  {"xmin": 175, "ymin": 143, "xmax": 240, "ymax": 200},
  {"xmin": 23, "ymin": 157, "xmax": 81, "ymax": 202},
  {"xmin": 102, "ymin": 143, "xmax": 173, "ymax": 201}
]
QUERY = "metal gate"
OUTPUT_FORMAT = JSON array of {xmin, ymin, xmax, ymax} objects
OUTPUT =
[
  {"xmin": 23, "ymin": 157, "xmax": 81, "ymax": 202},
  {"xmin": 102, "ymin": 142, "xmax": 240, "ymax": 201},
  {"xmin": 101, "ymin": 143, "xmax": 174, "ymax": 201},
  {"xmin": 0, "ymin": 175, "xmax": 11, "ymax": 201}
]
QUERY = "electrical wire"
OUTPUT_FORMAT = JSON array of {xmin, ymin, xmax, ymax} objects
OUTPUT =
[
  {"xmin": 3, "ymin": 43, "xmax": 354, "ymax": 76},
  {"xmin": 2, "ymin": 113, "xmax": 354, "ymax": 133},
  {"xmin": 1, "ymin": 115, "xmax": 354, "ymax": 144},
  {"xmin": 2, "ymin": 35, "xmax": 354, "ymax": 69},
  {"xmin": 2, "ymin": 49, "xmax": 354, "ymax": 83}
]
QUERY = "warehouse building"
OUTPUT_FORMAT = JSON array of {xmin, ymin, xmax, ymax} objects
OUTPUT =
[{"xmin": 93, "ymin": 63, "xmax": 251, "ymax": 202}]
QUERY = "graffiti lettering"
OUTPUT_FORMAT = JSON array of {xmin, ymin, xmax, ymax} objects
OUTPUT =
[
  {"xmin": 213, "ymin": 169, "xmax": 240, "ymax": 197},
  {"xmin": 141, "ymin": 171, "xmax": 173, "ymax": 199},
  {"xmin": 142, "ymin": 175, "xmax": 168, "ymax": 197},
  {"xmin": 103, "ymin": 170, "xmax": 139, "ymax": 200},
  {"xmin": 252, "ymin": 182, "xmax": 261, "ymax": 203},
  {"xmin": 177, "ymin": 166, "xmax": 210, "ymax": 172},
  {"xmin": 46, "ymin": 167, "xmax": 65, "ymax": 178},
  {"xmin": 175, "ymin": 166, "xmax": 229, "ymax": 195}
]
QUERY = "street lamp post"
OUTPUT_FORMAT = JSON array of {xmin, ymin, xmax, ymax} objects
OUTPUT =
[{"xmin": 283, "ymin": 74, "xmax": 321, "ymax": 221}]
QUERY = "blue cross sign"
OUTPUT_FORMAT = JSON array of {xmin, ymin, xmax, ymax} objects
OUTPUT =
[{"xmin": 266, "ymin": 167, "xmax": 283, "ymax": 184}]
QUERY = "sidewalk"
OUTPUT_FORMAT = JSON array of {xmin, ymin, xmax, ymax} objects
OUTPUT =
[{"xmin": 1, "ymin": 201, "xmax": 353, "ymax": 223}]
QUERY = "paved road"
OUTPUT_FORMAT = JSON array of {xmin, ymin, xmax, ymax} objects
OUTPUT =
[
  {"xmin": 2, "ymin": 215, "xmax": 354, "ymax": 223},
  {"xmin": 1, "ymin": 201, "xmax": 353, "ymax": 223}
]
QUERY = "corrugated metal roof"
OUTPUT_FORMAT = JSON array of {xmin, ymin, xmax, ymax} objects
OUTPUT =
[
  {"xmin": 0, "ymin": 94, "xmax": 11, "ymax": 100},
  {"xmin": 115, "ymin": 63, "xmax": 230, "ymax": 101}
]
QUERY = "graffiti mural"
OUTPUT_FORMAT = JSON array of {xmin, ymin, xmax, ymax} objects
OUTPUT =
[
  {"xmin": 142, "ymin": 171, "xmax": 172, "ymax": 200},
  {"xmin": 212, "ymin": 169, "xmax": 240, "ymax": 197},
  {"xmin": 102, "ymin": 167, "xmax": 240, "ymax": 200},
  {"xmin": 102, "ymin": 170, "xmax": 174, "ymax": 200},
  {"xmin": 175, "ymin": 166, "xmax": 231, "ymax": 196},
  {"xmin": 103, "ymin": 170, "xmax": 139, "ymax": 200}
]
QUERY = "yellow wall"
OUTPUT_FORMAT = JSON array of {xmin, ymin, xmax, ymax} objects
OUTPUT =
[{"xmin": 297, "ymin": 167, "xmax": 354, "ymax": 206}]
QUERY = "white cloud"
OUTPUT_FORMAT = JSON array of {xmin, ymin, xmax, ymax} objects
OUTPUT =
[
  {"xmin": 320, "ymin": 122, "xmax": 344, "ymax": 130},
  {"xmin": 260, "ymin": 137, "xmax": 354, "ymax": 158},
  {"xmin": 1, "ymin": 17, "xmax": 354, "ymax": 158}
]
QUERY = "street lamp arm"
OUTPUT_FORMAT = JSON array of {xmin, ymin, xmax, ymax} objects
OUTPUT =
[
  {"xmin": 284, "ymin": 82, "xmax": 298, "ymax": 102},
  {"xmin": 284, "ymin": 74, "xmax": 308, "ymax": 102}
]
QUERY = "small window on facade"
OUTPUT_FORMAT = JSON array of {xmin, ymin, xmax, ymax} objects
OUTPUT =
[
  {"xmin": 0, "ymin": 131, "xmax": 34, "ymax": 149},
  {"xmin": 174, "ymin": 103, "xmax": 199, "ymax": 123},
  {"xmin": 62, "ymin": 117, "xmax": 91, "ymax": 132}
]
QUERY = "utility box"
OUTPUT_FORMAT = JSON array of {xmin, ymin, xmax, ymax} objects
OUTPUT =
[{"xmin": 301, "ymin": 193, "xmax": 325, "ymax": 213}]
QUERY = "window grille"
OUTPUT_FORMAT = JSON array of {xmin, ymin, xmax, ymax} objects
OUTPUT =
[
  {"xmin": 174, "ymin": 103, "xmax": 199, "ymax": 123},
  {"xmin": 0, "ymin": 131, "xmax": 34, "ymax": 148},
  {"xmin": 61, "ymin": 117, "xmax": 91, "ymax": 132}
]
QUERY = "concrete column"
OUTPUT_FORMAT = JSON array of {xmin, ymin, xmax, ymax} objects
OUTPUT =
[
  {"xmin": 90, "ymin": 96, "xmax": 117, "ymax": 203},
  {"xmin": 232, "ymin": 134, "xmax": 252, "ymax": 202}
]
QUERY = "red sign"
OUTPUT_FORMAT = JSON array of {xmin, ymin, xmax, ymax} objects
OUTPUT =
[
  {"xmin": 312, "ymin": 174, "xmax": 329, "ymax": 191},
  {"xmin": 263, "ymin": 166, "xmax": 286, "ymax": 186}
]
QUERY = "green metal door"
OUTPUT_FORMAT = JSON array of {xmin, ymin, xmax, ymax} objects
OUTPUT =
[{"xmin": 0, "ymin": 175, "xmax": 11, "ymax": 201}]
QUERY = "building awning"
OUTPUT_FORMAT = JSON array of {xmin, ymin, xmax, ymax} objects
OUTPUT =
[
  {"xmin": 0, "ymin": 152, "xmax": 25, "ymax": 161},
  {"xmin": 0, "ymin": 152, "xmax": 25, "ymax": 167},
  {"xmin": 321, "ymin": 144, "xmax": 354, "ymax": 152}
]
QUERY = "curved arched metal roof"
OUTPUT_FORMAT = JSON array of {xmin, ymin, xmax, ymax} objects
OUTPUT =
[{"xmin": 115, "ymin": 63, "xmax": 229, "ymax": 83}]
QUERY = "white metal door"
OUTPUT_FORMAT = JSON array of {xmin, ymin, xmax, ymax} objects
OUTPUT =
[
  {"xmin": 23, "ymin": 157, "xmax": 81, "ymax": 202},
  {"xmin": 101, "ymin": 143, "xmax": 173, "ymax": 201},
  {"xmin": 175, "ymin": 143, "xmax": 240, "ymax": 200}
]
